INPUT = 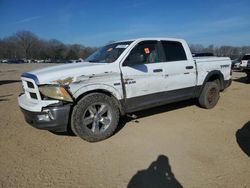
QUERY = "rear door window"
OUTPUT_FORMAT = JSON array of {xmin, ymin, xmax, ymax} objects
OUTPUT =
[{"xmin": 161, "ymin": 41, "xmax": 187, "ymax": 62}]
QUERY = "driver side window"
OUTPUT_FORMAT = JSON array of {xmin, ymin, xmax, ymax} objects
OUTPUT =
[{"xmin": 125, "ymin": 41, "xmax": 160, "ymax": 65}]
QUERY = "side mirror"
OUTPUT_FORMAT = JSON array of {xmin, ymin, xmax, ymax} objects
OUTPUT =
[{"xmin": 123, "ymin": 53, "xmax": 145, "ymax": 66}]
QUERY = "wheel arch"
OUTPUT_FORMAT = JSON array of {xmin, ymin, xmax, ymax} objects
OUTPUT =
[
  {"xmin": 202, "ymin": 70, "xmax": 224, "ymax": 90},
  {"xmin": 73, "ymin": 85, "xmax": 125, "ymax": 115}
]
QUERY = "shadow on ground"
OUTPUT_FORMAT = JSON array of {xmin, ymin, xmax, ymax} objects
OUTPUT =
[
  {"xmin": 233, "ymin": 74, "xmax": 250, "ymax": 84},
  {"xmin": 49, "ymin": 130, "xmax": 76, "ymax": 137},
  {"xmin": 128, "ymin": 155, "xmax": 183, "ymax": 188},
  {"xmin": 115, "ymin": 99, "xmax": 196, "ymax": 135},
  {"xmin": 236, "ymin": 121, "xmax": 250, "ymax": 157},
  {"xmin": 0, "ymin": 94, "xmax": 13, "ymax": 102},
  {"xmin": 0, "ymin": 80, "xmax": 21, "ymax": 86},
  {"xmin": 49, "ymin": 99, "xmax": 196, "ymax": 137},
  {"xmin": 0, "ymin": 98, "xmax": 9, "ymax": 102}
]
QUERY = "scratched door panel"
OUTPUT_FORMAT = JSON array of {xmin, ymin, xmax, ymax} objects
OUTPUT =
[
  {"xmin": 164, "ymin": 60, "xmax": 196, "ymax": 91},
  {"xmin": 121, "ymin": 62, "xmax": 166, "ymax": 99}
]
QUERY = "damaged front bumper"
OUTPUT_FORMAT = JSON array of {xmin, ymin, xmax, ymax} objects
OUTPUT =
[{"xmin": 18, "ymin": 94, "xmax": 71, "ymax": 132}]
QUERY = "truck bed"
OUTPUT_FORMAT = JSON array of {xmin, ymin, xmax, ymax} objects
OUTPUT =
[
  {"xmin": 194, "ymin": 56, "xmax": 230, "ymax": 63},
  {"xmin": 194, "ymin": 56, "xmax": 231, "ymax": 86}
]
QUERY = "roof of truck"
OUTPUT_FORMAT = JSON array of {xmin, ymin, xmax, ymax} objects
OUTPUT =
[{"xmin": 116, "ymin": 37, "xmax": 185, "ymax": 43}]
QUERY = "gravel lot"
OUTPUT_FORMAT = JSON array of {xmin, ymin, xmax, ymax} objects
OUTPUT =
[{"xmin": 0, "ymin": 64, "xmax": 249, "ymax": 188}]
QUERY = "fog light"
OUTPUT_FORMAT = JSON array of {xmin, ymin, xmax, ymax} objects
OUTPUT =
[
  {"xmin": 37, "ymin": 114, "xmax": 50, "ymax": 121},
  {"xmin": 42, "ymin": 109, "xmax": 55, "ymax": 120}
]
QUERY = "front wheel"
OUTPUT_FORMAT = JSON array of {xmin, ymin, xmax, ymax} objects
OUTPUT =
[
  {"xmin": 71, "ymin": 93, "xmax": 120, "ymax": 142},
  {"xmin": 198, "ymin": 81, "xmax": 220, "ymax": 109}
]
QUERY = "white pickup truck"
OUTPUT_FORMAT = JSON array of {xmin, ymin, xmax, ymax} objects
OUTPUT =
[{"xmin": 18, "ymin": 38, "xmax": 232, "ymax": 142}]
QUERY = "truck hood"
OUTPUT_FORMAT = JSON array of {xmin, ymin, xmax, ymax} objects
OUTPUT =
[{"xmin": 22, "ymin": 62, "xmax": 115, "ymax": 85}]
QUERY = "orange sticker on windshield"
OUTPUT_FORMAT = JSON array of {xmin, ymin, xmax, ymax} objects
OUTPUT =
[
  {"xmin": 107, "ymin": 48, "xmax": 113, "ymax": 52},
  {"xmin": 144, "ymin": 48, "xmax": 150, "ymax": 54}
]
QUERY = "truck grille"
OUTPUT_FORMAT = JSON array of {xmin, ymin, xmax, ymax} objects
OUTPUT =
[
  {"xmin": 30, "ymin": 92, "xmax": 38, "ymax": 99},
  {"xmin": 27, "ymin": 81, "xmax": 35, "ymax": 88},
  {"xmin": 21, "ymin": 77, "xmax": 41, "ymax": 102}
]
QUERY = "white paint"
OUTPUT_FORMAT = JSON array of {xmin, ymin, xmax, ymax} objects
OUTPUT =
[{"xmin": 18, "ymin": 94, "xmax": 59, "ymax": 112}]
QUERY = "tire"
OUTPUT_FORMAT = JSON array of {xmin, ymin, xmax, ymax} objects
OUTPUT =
[
  {"xmin": 198, "ymin": 81, "xmax": 220, "ymax": 109},
  {"xmin": 71, "ymin": 93, "xmax": 120, "ymax": 142}
]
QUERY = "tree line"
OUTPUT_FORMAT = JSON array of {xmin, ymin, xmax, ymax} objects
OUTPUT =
[
  {"xmin": 189, "ymin": 44, "xmax": 250, "ymax": 60},
  {"xmin": 0, "ymin": 31, "xmax": 97, "ymax": 61},
  {"xmin": 0, "ymin": 31, "xmax": 250, "ymax": 61}
]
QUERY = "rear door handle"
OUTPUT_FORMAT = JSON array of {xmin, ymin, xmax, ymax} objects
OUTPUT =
[
  {"xmin": 186, "ymin": 66, "xmax": 194, "ymax": 69},
  {"xmin": 153, "ymin": 69, "xmax": 163, "ymax": 73}
]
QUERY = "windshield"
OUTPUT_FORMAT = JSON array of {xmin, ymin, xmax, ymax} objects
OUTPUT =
[{"xmin": 86, "ymin": 41, "xmax": 133, "ymax": 63}]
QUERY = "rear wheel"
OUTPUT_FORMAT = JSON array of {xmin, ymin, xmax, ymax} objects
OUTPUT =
[
  {"xmin": 71, "ymin": 93, "xmax": 119, "ymax": 142},
  {"xmin": 198, "ymin": 81, "xmax": 220, "ymax": 109}
]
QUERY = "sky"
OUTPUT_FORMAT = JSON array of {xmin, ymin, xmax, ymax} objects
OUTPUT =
[{"xmin": 0, "ymin": 0, "xmax": 249, "ymax": 47}]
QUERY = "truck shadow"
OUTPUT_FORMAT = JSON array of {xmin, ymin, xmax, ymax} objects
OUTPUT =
[
  {"xmin": 50, "ymin": 131, "xmax": 76, "ymax": 137},
  {"xmin": 50, "ymin": 99, "xmax": 196, "ymax": 137},
  {"xmin": 233, "ymin": 74, "xmax": 250, "ymax": 84},
  {"xmin": 233, "ymin": 78, "xmax": 250, "ymax": 84},
  {"xmin": 116, "ymin": 99, "xmax": 196, "ymax": 134},
  {"xmin": 127, "ymin": 155, "xmax": 183, "ymax": 188},
  {"xmin": 236, "ymin": 121, "xmax": 250, "ymax": 157}
]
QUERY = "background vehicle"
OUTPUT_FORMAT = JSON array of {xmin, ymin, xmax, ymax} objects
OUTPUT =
[
  {"xmin": 68, "ymin": 58, "xmax": 84, "ymax": 63},
  {"xmin": 243, "ymin": 59, "xmax": 250, "ymax": 79},
  {"xmin": 231, "ymin": 58, "xmax": 241, "ymax": 70},
  {"xmin": 18, "ymin": 38, "xmax": 232, "ymax": 142},
  {"xmin": 240, "ymin": 54, "xmax": 250, "ymax": 68},
  {"xmin": 7, "ymin": 59, "xmax": 25, "ymax": 64},
  {"xmin": 0, "ymin": 59, "xmax": 8, "ymax": 63}
]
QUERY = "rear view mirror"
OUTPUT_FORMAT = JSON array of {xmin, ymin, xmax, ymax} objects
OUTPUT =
[{"xmin": 123, "ymin": 53, "xmax": 145, "ymax": 66}]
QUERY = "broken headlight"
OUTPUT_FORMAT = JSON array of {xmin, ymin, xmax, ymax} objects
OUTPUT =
[{"xmin": 39, "ymin": 85, "xmax": 73, "ymax": 102}]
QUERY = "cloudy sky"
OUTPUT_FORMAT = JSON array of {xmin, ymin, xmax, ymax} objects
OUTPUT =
[{"xmin": 0, "ymin": 0, "xmax": 249, "ymax": 46}]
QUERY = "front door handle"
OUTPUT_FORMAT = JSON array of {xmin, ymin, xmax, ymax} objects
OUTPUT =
[
  {"xmin": 153, "ymin": 69, "xmax": 163, "ymax": 73},
  {"xmin": 185, "ymin": 66, "xmax": 194, "ymax": 69}
]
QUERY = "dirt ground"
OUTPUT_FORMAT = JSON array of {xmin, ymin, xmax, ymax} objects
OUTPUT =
[{"xmin": 0, "ymin": 63, "xmax": 249, "ymax": 188}]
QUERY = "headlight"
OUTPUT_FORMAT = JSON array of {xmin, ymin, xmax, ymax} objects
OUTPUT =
[{"xmin": 39, "ymin": 85, "xmax": 73, "ymax": 102}]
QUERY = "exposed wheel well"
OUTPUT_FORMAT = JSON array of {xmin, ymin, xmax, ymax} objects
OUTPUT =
[
  {"xmin": 207, "ymin": 74, "xmax": 222, "ymax": 89},
  {"xmin": 205, "ymin": 72, "xmax": 224, "ymax": 91}
]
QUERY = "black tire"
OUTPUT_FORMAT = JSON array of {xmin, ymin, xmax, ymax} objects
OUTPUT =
[
  {"xmin": 71, "ymin": 93, "xmax": 120, "ymax": 142},
  {"xmin": 198, "ymin": 81, "xmax": 220, "ymax": 109}
]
